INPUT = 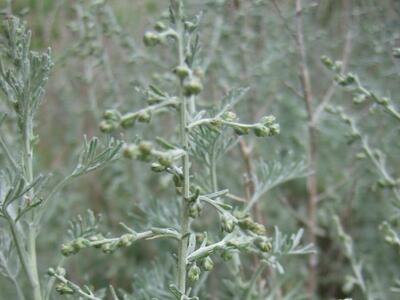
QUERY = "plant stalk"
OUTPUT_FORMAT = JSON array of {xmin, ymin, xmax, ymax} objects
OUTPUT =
[{"xmin": 176, "ymin": 2, "xmax": 190, "ymax": 294}]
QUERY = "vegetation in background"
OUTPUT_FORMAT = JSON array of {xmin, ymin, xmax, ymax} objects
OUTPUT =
[{"xmin": 0, "ymin": 0, "xmax": 399, "ymax": 299}]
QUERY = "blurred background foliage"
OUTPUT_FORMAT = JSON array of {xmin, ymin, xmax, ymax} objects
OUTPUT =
[{"xmin": 0, "ymin": 0, "xmax": 399, "ymax": 299}]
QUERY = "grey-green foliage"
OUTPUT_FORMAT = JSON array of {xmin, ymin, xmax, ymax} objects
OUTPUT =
[
  {"xmin": 46, "ymin": 1, "xmax": 312, "ymax": 300},
  {"xmin": 0, "ymin": 17, "xmax": 120, "ymax": 300}
]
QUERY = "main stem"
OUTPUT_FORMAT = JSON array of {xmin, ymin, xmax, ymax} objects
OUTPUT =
[
  {"xmin": 23, "ymin": 115, "xmax": 42, "ymax": 300},
  {"xmin": 177, "ymin": 8, "xmax": 190, "ymax": 294}
]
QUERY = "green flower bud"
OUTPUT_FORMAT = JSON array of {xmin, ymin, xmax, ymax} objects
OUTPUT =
[
  {"xmin": 321, "ymin": 55, "xmax": 333, "ymax": 69},
  {"xmin": 222, "ymin": 111, "xmax": 237, "ymax": 122},
  {"xmin": 188, "ymin": 264, "xmax": 201, "ymax": 283},
  {"xmin": 55, "ymin": 283, "xmax": 75, "ymax": 295},
  {"xmin": 221, "ymin": 250, "xmax": 232, "ymax": 261},
  {"xmin": 221, "ymin": 214, "xmax": 235, "ymax": 233},
  {"xmin": 183, "ymin": 77, "xmax": 203, "ymax": 96},
  {"xmin": 123, "ymin": 144, "xmax": 139, "ymax": 159},
  {"xmin": 73, "ymin": 238, "xmax": 90, "ymax": 250},
  {"xmin": 61, "ymin": 243, "xmax": 77, "ymax": 256},
  {"xmin": 201, "ymin": 256, "xmax": 214, "ymax": 271},
  {"xmin": 154, "ymin": 21, "xmax": 166, "ymax": 32},
  {"xmin": 103, "ymin": 109, "xmax": 121, "ymax": 121},
  {"xmin": 47, "ymin": 268, "xmax": 56, "ymax": 276},
  {"xmin": 253, "ymin": 125, "xmax": 270, "ymax": 137},
  {"xmin": 254, "ymin": 237, "xmax": 272, "ymax": 252},
  {"xmin": 120, "ymin": 115, "xmax": 136, "ymax": 128},
  {"xmin": 189, "ymin": 202, "xmax": 202, "ymax": 218},
  {"xmin": 147, "ymin": 97, "xmax": 162, "ymax": 105},
  {"xmin": 260, "ymin": 115, "xmax": 276, "ymax": 125},
  {"xmin": 90, "ymin": 234, "xmax": 104, "ymax": 248},
  {"xmin": 143, "ymin": 31, "xmax": 161, "ymax": 47},
  {"xmin": 99, "ymin": 120, "xmax": 115, "ymax": 133},
  {"xmin": 151, "ymin": 162, "xmax": 166, "ymax": 172},
  {"xmin": 174, "ymin": 64, "xmax": 190, "ymax": 80},
  {"xmin": 101, "ymin": 242, "xmax": 115, "ymax": 254},
  {"xmin": 137, "ymin": 111, "xmax": 152, "ymax": 123},
  {"xmin": 269, "ymin": 123, "xmax": 280, "ymax": 135},
  {"xmin": 138, "ymin": 141, "xmax": 153, "ymax": 155},
  {"xmin": 233, "ymin": 126, "xmax": 250, "ymax": 136},
  {"xmin": 251, "ymin": 223, "xmax": 267, "ymax": 235},
  {"xmin": 238, "ymin": 216, "xmax": 266, "ymax": 235},
  {"xmin": 158, "ymin": 154, "xmax": 173, "ymax": 167},
  {"xmin": 210, "ymin": 119, "xmax": 222, "ymax": 128},
  {"xmin": 376, "ymin": 97, "xmax": 389, "ymax": 107},
  {"xmin": 118, "ymin": 234, "xmax": 135, "ymax": 247}
]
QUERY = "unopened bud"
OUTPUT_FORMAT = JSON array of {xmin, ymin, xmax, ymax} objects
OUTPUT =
[{"xmin": 188, "ymin": 264, "xmax": 201, "ymax": 283}]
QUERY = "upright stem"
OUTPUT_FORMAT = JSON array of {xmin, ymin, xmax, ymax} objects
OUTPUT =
[
  {"xmin": 23, "ymin": 114, "xmax": 42, "ymax": 300},
  {"xmin": 294, "ymin": 1, "xmax": 318, "ymax": 298},
  {"xmin": 176, "ymin": 4, "xmax": 190, "ymax": 294}
]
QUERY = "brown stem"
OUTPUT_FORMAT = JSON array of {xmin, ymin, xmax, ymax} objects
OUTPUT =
[{"xmin": 294, "ymin": 0, "xmax": 318, "ymax": 298}]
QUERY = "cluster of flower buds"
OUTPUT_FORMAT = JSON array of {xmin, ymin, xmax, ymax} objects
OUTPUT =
[
  {"xmin": 99, "ymin": 109, "xmax": 121, "ymax": 133},
  {"xmin": 237, "ymin": 215, "xmax": 267, "ymax": 235},
  {"xmin": 335, "ymin": 73, "xmax": 356, "ymax": 87},
  {"xmin": 189, "ymin": 111, "xmax": 280, "ymax": 138},
  {"xmin": 47, "ymin": 268, "xmax": 75, "ymax": 295},
  {"xmin": 123, "ymin": 141, "xmax": 185, "ymax": 171},
  {"xmin": 143, "ymin": 21, "xmax": 178, "ymax": 47},
  {"xmin": 61, "ymin": 233, "xmax": 135, "ymax": 256}
]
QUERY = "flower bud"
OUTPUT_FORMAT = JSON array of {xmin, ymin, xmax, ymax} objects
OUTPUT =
[
  {"xmin": 151, "ymin": 162, "xmax": 166, "ymax": 172},
  {"xmin": 120, "ymin": 115, "xmax": 136, "ymax": 128},
  {"xmin": 221, "ymin": 214, "xmax": 235, "ymax": 233},
  {"xmin": 158, "ymin": 155, "xmax": 173, "ymax": 167},
  {"xmin": 260, "ymin": 115, "xmax": 276, "ymax": 125},
  {"xmin": 73, "ymin": 238, "xmax": 90, "ymax": 250},
  {"xmin": 61, "ymin": 243, "xmax": 76, "ymax": 256},
  {"xmin": 118, "ymin": 234, "xmax": 135, "ymax": 247},
  {"xmin": 222, "ymin": 111, "xmax": 237, "ymax": 122},
  {"xmin": 47, "ymin": 268, "xmax": 56, "ymax": 276},
  {"xmin": 269, "ymin": 123, "xmax": 280, "ymax": 135},
  {"xmin": 154, "ymin": 21, "xmax": 166, "ymax": 32},
  {"xmin": 201, "ymin": 256, "xmax": 214, "ymax": 271},
  {"xmin": 147, "ymin": 97, "xmax": 162, "ymax": 105},
  {"xmin": 174, "ymin": 64, "xmax": 190, "ymax": 80},
  {"xmin": 233, "ymin": 126, "xmax": 249, "ymax": 136},
  {"xmin": 137, "ymin": 111, "xmax": 152, "ymax": 123},
  {"xmin": 321, "ymin": 55, "xmax": 333, "ymax": 69},
  {"xmin": 189, "ymin": 202, "xmax": 202, "ymax": 218},
  {"xmin": 183, "ymin": 77, "xmax": 203, "ymax": 96},
  {"xmin": 253, "ymin": 125, "xmax": 270, "ymax": 137},
  {"xmin": 376, "ymin": 97, "xmax": 389, "ymax": 107},
  {"xmin": 55, "ymin": 283, "xmax": 75, "ymax": 295},
  {"xmin": 221, "ymin": 250, "xmax": 232, "ymax": 261},
  {"xmin": 103, "ymin": 109, "xmax": 121, "ymax": 121},
  {"xmin": 254, "ymin": 237, "xmax": 272, "ymax": 252},
  {"xmin": 99, "ymin": 120, "xmax": 115, "ymax": 133},
  {"xmin": 101, "ymin": 242, "xmax": 115, "ymax": 254},
  {"xmin": 138, "ymin": 141, "xmax": 153, "ymax": 155},
  {"xmin": 188, "ymin": 264, "xmax": 201, "ymax": 283},
  {"xmin": 123, "ymin": 144, "xmax": 139, "ymax": 159},
  {"xmin": 143, "ymin": 31, "xmax": 161, "ymax": 47}
]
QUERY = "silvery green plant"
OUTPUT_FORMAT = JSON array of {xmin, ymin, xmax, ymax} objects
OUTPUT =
[
  {"xmin": 322, "ymin": 55, "xmax": 400, "ymax": 297},
  {"xmin": 0, "ymin": 17, "xmax": 121, "ymax": 300},
  {"xmin": 48, "ymin": 1, "xmax": 312, "ymax": 299}
]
